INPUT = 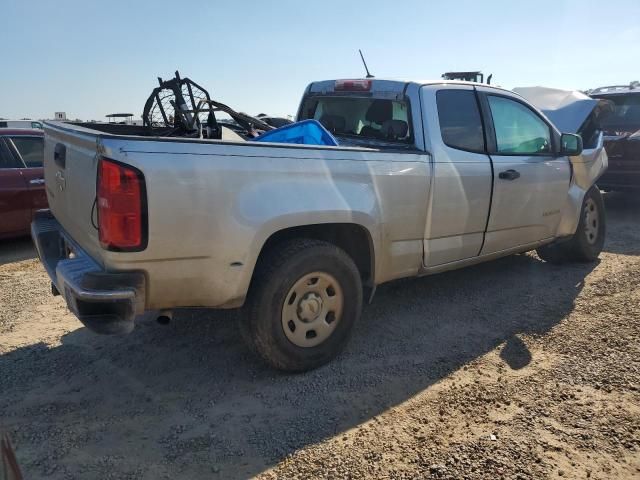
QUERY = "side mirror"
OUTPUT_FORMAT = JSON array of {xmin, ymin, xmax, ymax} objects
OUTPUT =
[{"xmin": 560, "ymin": 133, "xmax": 583, "ymax": 156}]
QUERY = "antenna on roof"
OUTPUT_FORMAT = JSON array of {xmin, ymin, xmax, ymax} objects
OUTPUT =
[{"xmin": 359, "ymin": 49, "xmax": 374, "ymax": 79}]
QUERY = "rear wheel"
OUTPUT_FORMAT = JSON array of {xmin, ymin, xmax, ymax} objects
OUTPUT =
[
  {"xmin": 242, "ymin": 239, "xmax": 362, "ymax": 372},
  {"xmin": 536, "ymin": 186, "xmax": 605, "ymax": 264}
]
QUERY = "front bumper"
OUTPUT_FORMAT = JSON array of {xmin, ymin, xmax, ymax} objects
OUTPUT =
[
  {"xmin": 598, "ymin": 139, "xmax": 640, "ymax": 191},
  {"xmin": 31, "ymin": 210, "xmax": 145, "ymax": 335},
  {"xmin": 597, "ymin": 170, "xmax": 640, "ymax": 191}
]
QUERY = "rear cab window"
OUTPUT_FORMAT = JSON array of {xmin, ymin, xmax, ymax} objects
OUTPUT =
[{"xmin": 298, "ymin": 81, "xmax": 414, "ymax": 149}]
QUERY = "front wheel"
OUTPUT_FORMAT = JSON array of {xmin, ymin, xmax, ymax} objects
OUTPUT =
[
  {"xmin": 537, "ymin": 185, "xmax": 606, "ymax": 264},
  {"xmin": 242, "ymin": 239, "xmax": 362, "ymax": 372}
]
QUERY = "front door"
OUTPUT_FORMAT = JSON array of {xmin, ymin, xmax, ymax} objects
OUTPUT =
[{"xmin": 477, "ymin": 91, "xmax": 571, "ymax": 254}]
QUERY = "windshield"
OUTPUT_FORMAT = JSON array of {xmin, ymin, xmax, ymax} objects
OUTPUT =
[
  {"xmin": 300, "ymin": 96, "xmax": 413, "ymax": 144},
  {"xmin": 595, "ymin": 94, "xmax": 640, "ymax": 130}
]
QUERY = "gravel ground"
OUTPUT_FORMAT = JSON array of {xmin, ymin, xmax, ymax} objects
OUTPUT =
[{"xmin": 0, "ymin": 192, "xmax": 638, "ymax": 479}]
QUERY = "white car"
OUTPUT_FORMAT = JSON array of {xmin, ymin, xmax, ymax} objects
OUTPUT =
[{"xmin": 0, "ymin": 119, "xmax": 44, "ymax": 130}]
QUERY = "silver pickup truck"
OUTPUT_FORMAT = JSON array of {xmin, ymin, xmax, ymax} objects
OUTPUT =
[{"xmin": 32, "ymin": 79, "xmax": 607, "ymax": 371}]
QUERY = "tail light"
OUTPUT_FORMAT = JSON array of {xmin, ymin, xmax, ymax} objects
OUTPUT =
[
  {"xmin": 97, "ymin": 158, "xmax": 147, "ymax": 251},
  {"xmin": 335, "ymin": 79, "xmax": 372, "ymax": 91}
]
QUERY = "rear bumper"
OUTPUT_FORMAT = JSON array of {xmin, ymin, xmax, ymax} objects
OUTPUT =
[{"xmin": 31, "ymin": 210, "xmax": 145, "ymax": 335}]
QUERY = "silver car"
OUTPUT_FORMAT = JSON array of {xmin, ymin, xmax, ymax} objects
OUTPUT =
[{"xmin": 32, "ymin": 78, "xmax": 607, "ymax": 371}]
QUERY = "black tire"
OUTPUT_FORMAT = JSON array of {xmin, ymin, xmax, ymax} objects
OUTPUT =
[
  {"xmin": 241, "ymin": 239, "xmax": 362, "ymax": 372},
  {"xmin": 536, "ymin": 185, "xmax": 605, "ymax": 264}
]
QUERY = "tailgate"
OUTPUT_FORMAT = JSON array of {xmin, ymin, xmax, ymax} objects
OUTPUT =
[{"xmin": 43, "ymin": 122, "xmax": 103, "ymax": 263}]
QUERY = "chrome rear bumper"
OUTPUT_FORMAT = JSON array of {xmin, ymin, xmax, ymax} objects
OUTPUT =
[{"xmin": 31, "ymin": 210, "xmax": 145, "ymax": 334}]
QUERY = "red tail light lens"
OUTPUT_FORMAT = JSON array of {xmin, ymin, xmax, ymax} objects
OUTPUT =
[
  {"xmin": 97, "ymin": 158, "xmax": 147, "ymax": 251},
  {"xmin": 335, "ymin": 79, "xmax": 372, "ymax": 91}
]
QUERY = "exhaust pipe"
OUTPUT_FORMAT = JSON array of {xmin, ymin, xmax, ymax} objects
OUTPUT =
[{"xmin": 156, "ymin": 310, "xmax": 173, "ymax": 325}]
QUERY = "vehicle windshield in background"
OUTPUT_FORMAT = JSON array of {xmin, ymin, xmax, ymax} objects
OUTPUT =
[
  {"xmin": 301, "ymin": 96, "xmax": 412, "ymax": 144},
  {"xmin": 594, "ymin": 94, "xmax": 640, "ymax": 132}
]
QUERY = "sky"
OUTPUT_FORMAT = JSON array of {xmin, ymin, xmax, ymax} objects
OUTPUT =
[{"xmin": 1, "ymin": 0, "xmax": 639, "ymax": 121}]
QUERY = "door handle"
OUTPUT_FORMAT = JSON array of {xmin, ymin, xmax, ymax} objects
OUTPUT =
[
  {"xmin": 499, "ymin": 169, "xmax": 520, "ymax": 181},
  {"xmin": 29, "ymin": 178, "xmax": 45, "ymax": 185}
]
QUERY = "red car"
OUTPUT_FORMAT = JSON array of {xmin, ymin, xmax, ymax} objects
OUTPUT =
[{"xmin": 0, "ymin": 129, "xmax": 47, "ymax": 239}]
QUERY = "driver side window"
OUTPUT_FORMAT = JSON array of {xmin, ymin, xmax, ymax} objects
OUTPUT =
[{"xmin": 488, "ymin": 95, "xmax": 551, "ymax": 155}]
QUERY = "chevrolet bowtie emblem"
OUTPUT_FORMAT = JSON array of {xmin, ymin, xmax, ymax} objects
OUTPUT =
[{"xmin": 55, "ymin": 171, "xmax": 66, "ymax": 192}]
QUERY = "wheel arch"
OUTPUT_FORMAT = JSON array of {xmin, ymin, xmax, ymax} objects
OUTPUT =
[{"xmin": 253, "ymin": 222, "xmax": 376, "ymax": 294}]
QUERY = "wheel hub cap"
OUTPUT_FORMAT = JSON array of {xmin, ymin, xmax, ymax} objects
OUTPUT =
[
  {"xmin": 584, "ymin": 198, "xmax": 599, "ymax": 245},
  {"xmin": 297, "ymin": 293, "xmax": 323, "ymax": 323},
  {"xmin": 281, "ymin": 272, "xmax": 344, "ymax": 348}
]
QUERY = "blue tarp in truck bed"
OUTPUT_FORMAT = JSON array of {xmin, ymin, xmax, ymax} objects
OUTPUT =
[{"xmin": 253, "ymin": 119, "xmax": 338, "ymax": 146}]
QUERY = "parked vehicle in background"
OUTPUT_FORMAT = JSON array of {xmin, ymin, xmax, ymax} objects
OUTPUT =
[
  {"xmin": 588, "ymin": 82, "xmax": 640, "ymax": 191},
  {"xmin": 0, "ymin": 129, "xmax": 47, "ymax": 239},
  {"xmin": 32, "ymin": 79, "xmax": 607, "ymax": 372},
  {"xmin": 0, "ymin": 119, "xmax": 44, "ymax": 130},
  {"xmin": 1, "ymin": 429, "xmax": 23, "ymax": 480}
]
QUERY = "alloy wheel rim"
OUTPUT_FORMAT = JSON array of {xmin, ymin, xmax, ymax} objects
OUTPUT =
[
  {"xmin": 281, "ymin": 272, "xmax": 344, "ymax": 348},
  {"xmin": 584, "ymin": 198, "xmax": 599, "ymax": 245}
]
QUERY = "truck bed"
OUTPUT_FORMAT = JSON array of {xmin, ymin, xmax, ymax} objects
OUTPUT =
[
  {"xmin": 66, "ymin": 122, "xmax": 169, "ymax": 136},
  {"xmin": 42, "ymin": 121, "xmax": 430, "ymax": 311}
]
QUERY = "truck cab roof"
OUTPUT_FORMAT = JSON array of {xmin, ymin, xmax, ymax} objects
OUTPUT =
[
  {"xmin": 306, "ymin": 78, "xmax": 514, "ymax": 96},
  {"xmin": 299, "ymin": 78, "xmax": 521, "ymax": 150}
]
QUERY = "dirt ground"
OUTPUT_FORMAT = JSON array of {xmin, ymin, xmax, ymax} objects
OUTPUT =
[{"xmin": 1, "ymin": 193, "xmax": 638, "ymax": 480}]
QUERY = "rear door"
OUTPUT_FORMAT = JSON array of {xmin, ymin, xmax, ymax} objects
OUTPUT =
[
  {"xmin": 0, "ymin": 139, "xmax": 30, "ymax": 237},
  {"xmin": 476, "ymin": 89, "xmax": 571, "ymax": 254},
  {"xmin": 5, "ymin": 135, "xmax": 47, "ymax": 216},
  {"xmin": 421, "ymin": 85, "xmax": 493, "ymax": 266}
]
